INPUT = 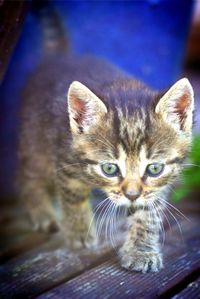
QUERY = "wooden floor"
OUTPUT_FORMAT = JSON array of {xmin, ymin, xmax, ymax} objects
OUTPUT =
[{"xmin": 0, "ymin": 199, "xmax": 200, "ymax": 299}]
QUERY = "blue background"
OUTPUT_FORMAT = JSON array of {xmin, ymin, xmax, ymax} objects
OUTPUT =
[{"xmin": 0, "ymin": 0, "xmax": 193, "ymax": 198}]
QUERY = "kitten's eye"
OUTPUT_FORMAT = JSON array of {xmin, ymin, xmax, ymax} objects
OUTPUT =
[
  {"xmin": 146, "ymin": 163, "xmax": 164, "ymax": 177},
  {"xmin": 101, "ymin": 163, "xmax": 119, "ymax": 177}
]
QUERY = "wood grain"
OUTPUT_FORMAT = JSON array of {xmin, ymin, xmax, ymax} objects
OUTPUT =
[
  {"xmin": 0, "ymin": 235, "xmax": 114, "ymax": 299},
  {"xmin": 0, "ymin": 199, "xmax": 199, "ymax": 298},
  {"xmin": 37, "ymin": 219, "xmax": 200, "ymax": 299},
  {"xmin": 171, "ymin": 277, "xmax": 200, "ymax": 299}
]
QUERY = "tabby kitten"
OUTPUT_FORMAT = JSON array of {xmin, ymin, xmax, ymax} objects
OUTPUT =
[{"xmin": 18, "ymin": 54, "xmax": 194, "ymax": 273}]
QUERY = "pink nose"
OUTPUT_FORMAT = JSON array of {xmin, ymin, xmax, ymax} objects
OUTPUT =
[{"xmin": 122, "ymin": 187, "xmax": 142, "ymax": 201}]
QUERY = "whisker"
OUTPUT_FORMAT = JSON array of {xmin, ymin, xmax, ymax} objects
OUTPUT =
[
  {"xmin": 159, "ymin": 196, "xmax": 191, "ymax": 222},
  {"xmin": 112, "ymin": 203, "xmax": 120, "ymax": 252},
  {"xmin": 86, "ymin": 197, "xmax": 110, "ymax": 242},
  {"xmin": 152, "ymin": 201, "xmax": 165, "ymax": 246},
  {"xmin": 96, "ymin": 132, "xmax": 116, "ymax": 150},
  {"xmin": 167, "ymin": 185, "xmax": 179, "ymax": 196},
  {"xmin": 157, "ymin": 198, "xmax": 184, "ymax": 243},
  {"xmin": 182, "ymin": 163, "xmax": 200, "ymax": 168},
  {"xmin": 94, "ymin": 197, "xmax": 112, "ymax": 241},
  {"xmin": 156, "ymin": 200, "xmax": 172, "ymax": 232},
  {"xmin": 104, "ymin": 201, "xmax": 113, "ymax": 243},
  {"xmin": 95, "ymin": 201, "xmax": 108, "ymax": 240},
  {"xmin": 87, "ymin": 136, "xmax": 115, "ymax": 151},
  {"xmin": 109, "ymin": 202, "xmax": 117, "ymax": 251},
  {"xmin": 97, "ymin": 199, "xmax": 113, "ymax": 241}
]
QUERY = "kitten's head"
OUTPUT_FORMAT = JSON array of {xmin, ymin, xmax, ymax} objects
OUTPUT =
[{"xmin": 67, "ymin": 78, "xmax": 194, "ymax": 208}]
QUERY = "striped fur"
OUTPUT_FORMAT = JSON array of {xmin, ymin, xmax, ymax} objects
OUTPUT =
[{"xmin": 18, "ymin": 55, "xmax": 194, "ymax": 272}]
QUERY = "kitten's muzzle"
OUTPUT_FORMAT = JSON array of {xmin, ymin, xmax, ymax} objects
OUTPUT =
[{"xmin": 122, "ymin": 186, "xmax": 142, "ymax": 202}]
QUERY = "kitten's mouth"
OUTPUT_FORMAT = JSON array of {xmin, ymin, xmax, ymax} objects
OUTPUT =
[
  {"xmin": 110, "ymin": 191, "xmax": 154, "ymax": 208},
  {"xmin": 110, "ymin": 192, "xmax": 136, "ymax": 207}
]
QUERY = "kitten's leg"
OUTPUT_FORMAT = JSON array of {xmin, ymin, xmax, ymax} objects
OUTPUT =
[
  {"xmin": 20, "ymin": 178, "xmax": 58, "ymax": 233},
  {"xmin": 57, "ymin": 178, "xmax": 97, "ymax": 249},
  {"xmin": 18, "ymin": 129, "xmax": 58, "ymax": 233},
  {"xmin": 119, "ymin": 207, "xmax": 163, "ymax": 273}
]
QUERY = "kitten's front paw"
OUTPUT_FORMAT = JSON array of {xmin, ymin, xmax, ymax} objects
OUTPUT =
[
  {"xmin": 84, "ymin": 229, "xmax": 98, "ymax": 249},
  {"xmin": 63, "ymin": 227, "xmax": 98, "ymax": 250},
  {"xmin": 65, "ymin": 235, "xmax": 98, "ymax": 250},
  {"xmin": 119, "ymin": 247, "xmax": 163, "ymax": 273},
  {"xmin": 30, "ymin": 211, "xmax": 59, "ymax": 233}
]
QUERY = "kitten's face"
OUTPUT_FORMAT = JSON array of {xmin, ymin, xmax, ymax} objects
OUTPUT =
[
  {"xmin": 67, "ymin": 79, "xmax": 194, "ymax": 208},
  {"xmin": 71, "ymin": 113, "xmax": 190, "ymax": 208}
]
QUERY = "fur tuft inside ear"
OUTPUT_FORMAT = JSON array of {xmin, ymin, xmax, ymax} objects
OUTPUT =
[
  {"xmin": 155, "ymin": 78, "xmax": 194, "ymax": 133},
  {"xmin": 67, "ymin": 81, "xmax": 107, "ymax": 134}
]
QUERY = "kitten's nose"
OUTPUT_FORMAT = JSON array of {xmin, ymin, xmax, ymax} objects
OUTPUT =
[{"xmin": 123, "ymin": 187, "xmax": 142, "ymax": 201}]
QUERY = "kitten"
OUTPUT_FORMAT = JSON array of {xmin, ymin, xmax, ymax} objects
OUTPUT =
[{"xmin": 18, "ymin": 54, "xmax": 194, "ymax": 273}]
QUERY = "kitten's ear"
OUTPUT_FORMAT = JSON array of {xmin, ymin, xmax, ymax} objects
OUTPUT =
[
  {"xmin": 67, "ymin": 81, "xmax": 107, "ymax": 134},
  {"xmin": 155, "ymin": 78, "xmax": 194, "ymax": 133}
]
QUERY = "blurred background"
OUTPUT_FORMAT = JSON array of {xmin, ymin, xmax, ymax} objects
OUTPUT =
[
  {"xmin": 0, "ymin": 1, "xmax": 200, "ymax": 297},
  {"xmin": 0, "ymin": 0, "xmax": 200, "ymax": 240}
]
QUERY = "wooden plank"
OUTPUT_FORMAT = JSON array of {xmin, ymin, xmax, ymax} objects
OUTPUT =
[
  {"xmin": 0, "ymin": 232, "xmax": 51, "ymax": 264},
  {"xmin": 0, "ymin": 0, "xmax": 29, "ymax": 82},
  {"xmin": 0, "ymin": 201, "xmax": 50, "ymax": 263},
  {"xmin": 37, "ymin": 219, "xmax": 200, "ymax": 299},
  {"xmin": 0, "ymin": 234, "xmax": 115, "ymax": 299},
  {"xmin": 0, "ymin": 200, "xmax": 124, "ymax": 264},
  {"xmin": 0, "ymin": 200, "xmax": 198, "ymax": 298},
  {"xmin": 171, "ymin": 277, "xmax": 200, "ymax": 299}
]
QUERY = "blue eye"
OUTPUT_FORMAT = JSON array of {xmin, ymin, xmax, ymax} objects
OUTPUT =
[
  {"xmin": 101, "ymin": 163, "xmax": 119, "ymax": 177},
  {"xmin": 146, "ymin": 163, "xmax": 164, "ymax": 177}
]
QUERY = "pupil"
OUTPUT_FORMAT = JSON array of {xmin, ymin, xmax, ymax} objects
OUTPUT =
[
  {"xmin": 102, "ymin": 163, "xmax": 118, "ymax": 176},
  {"xmin": 146, "ymin": 163, "xmax": 163, "ymax": 177}
]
